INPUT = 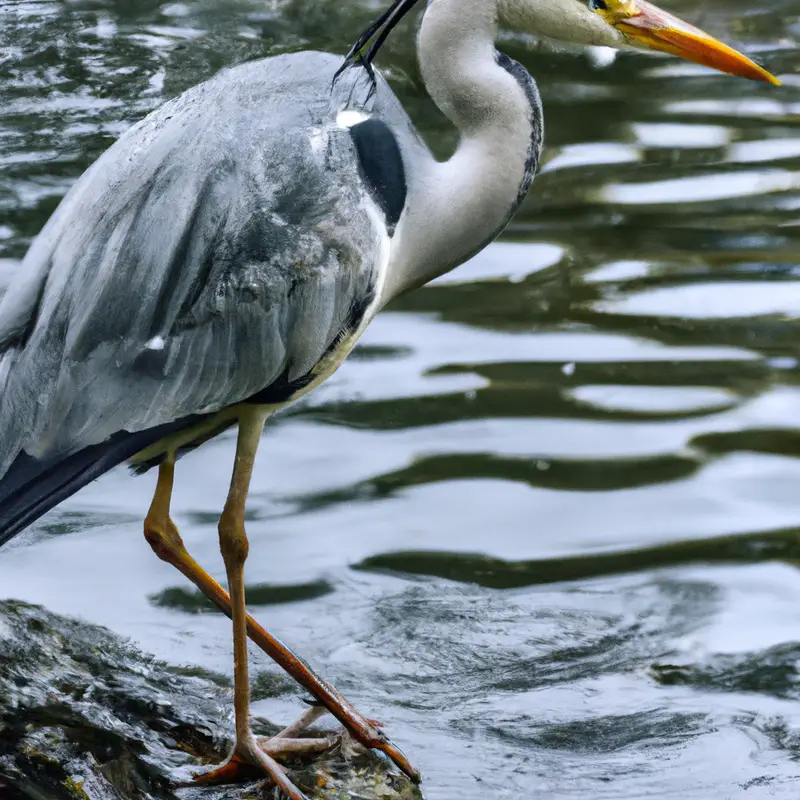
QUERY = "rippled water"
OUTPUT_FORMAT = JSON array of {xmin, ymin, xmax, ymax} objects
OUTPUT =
[{"xmin": 2, "ymin": 1, "xmax": 800, "ymax": 797}]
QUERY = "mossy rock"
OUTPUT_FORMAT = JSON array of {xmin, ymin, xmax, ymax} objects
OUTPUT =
[{"xmin": 0, "ymin": 600, "xmax": 421, "ymax": 800}]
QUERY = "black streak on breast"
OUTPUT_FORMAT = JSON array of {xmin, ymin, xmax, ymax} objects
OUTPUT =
[
  {"xmin": 494, "ymin": 51, "xmax": 544, "ymax": 209},
  {"xmin": 349, "ymin": 117, "xmax": 406, "ymax": 235},
  {"xmin": 244, "ymin": 367, "xmax": 316, "ymax": 407}
]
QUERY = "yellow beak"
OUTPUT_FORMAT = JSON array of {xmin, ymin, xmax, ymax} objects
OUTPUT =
[{"xmin": 613, "ymin": 0, "xmax": 780, "ymax": 85}]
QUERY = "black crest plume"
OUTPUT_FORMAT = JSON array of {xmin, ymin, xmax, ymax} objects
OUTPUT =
[{"xmin": 335, "ymin": 0, "xmax": 425, "ymax": 85}]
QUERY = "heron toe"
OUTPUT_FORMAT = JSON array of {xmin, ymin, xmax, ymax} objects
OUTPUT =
[
  {"xmin": 192, "ymin": 731, "xmax": 336, "ymax": 799},
  {"xmin": 192, "ymin": 700, "xmax": 342, "ymax": 797},
  {"xmin": 193, "ymin": 736, "xmax": 316, "ymax": 800}
]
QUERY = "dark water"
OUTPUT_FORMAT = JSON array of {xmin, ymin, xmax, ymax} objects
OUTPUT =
[{"xmin": 2, "ymin": 0, "xmax": 800, "ymax": 797}]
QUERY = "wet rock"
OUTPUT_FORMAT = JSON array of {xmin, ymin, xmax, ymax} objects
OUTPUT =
[{"xmin": 0, "ymin": 600, "xmax": 420, "ymax": 800}]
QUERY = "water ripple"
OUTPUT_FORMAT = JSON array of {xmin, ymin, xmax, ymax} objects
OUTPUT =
[{"xmin": 2, "ymin": 1, "xmax": 800, "ymax": 797}]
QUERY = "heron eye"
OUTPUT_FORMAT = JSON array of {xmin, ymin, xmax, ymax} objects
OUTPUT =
[{"xmin": 589, "ymin": 0, "xmax": 608, "ymax": 9}]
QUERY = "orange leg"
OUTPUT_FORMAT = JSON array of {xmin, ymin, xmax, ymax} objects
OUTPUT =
[
  {"xmin": 145, "ymin": 418, "xmax": 311, "ymax": 799},
  {"xmin": 142, "ymin": 414, "xmax": 418, "ymax": 792}
]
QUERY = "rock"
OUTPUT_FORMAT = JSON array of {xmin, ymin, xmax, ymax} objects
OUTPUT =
[{"xmin": 0, "ymin": 600, "xmax": 421, "ymax": 800}]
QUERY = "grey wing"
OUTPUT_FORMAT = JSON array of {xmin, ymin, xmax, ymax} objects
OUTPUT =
[{"xmin": 0, "ymin": 53, "xmax": 387, "ymax": 472}]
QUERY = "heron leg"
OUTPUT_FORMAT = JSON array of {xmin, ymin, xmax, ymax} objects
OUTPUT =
[
  {"xmin": 141, "ymin": 421, "xmax": 418, "ymax": 786},
  {"xmin": 197, "ymin": 408, "xmax": 315, "ymax": 796},
  {"xmin": 144, "ymin": 438, "xmax": 321, "ymax": 798}
]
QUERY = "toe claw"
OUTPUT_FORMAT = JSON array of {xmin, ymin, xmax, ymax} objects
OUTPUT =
[
  {"xmin": 376, "ymin": 739, "xmax": 421, "ymax": 784},
  {"xmin": 350, "ymin": 719, "xmax": 419, "ymax": 783}
]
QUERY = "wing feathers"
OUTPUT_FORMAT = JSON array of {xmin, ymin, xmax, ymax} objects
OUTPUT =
[{"xmin": 0, "ymin": 53, "xmax": 385, "ymax": 480}]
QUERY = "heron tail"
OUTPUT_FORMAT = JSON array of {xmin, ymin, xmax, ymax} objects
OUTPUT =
[{"xmin": 0, "ymin": 424, "xmax": 183, "ymax": 548}]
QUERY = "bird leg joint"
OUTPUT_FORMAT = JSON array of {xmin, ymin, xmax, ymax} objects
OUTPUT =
[
  {"xmin": 143, "ymin": 516, "xmax": 186, "ymax": 564},
  {"xmin": 218, "ymin": 510, "xmax": 249, "ymax": 572},
  {"xmin": 143, "ymin": 458, "xmax": 184, "ymax": 564}
]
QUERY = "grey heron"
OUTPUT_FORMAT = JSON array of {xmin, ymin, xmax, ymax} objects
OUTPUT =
[{"xmin": 0, "ymin": 0, "xmax": 778, "ymax": 797}]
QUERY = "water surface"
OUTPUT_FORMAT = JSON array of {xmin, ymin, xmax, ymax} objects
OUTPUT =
[{"xmin": 2, "ymin": 1, "xmax": 800, "ymax": 797}]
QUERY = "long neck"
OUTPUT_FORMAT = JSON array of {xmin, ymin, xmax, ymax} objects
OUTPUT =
[{"xmin": 381, "ymin": 0, "xmax": 543, "ymax": 302}]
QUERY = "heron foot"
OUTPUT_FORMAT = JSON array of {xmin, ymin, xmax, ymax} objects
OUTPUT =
[
  {"xmin": 193, "ymin": 737, "xmax": 322, "ymax": 798},
  {"xmin": 192, "ymin": 706, "xmax": 338, "ymax": 798},
  {"xmin": 192, "ymin": 733, "xmax": 340, "ymax": 798}
]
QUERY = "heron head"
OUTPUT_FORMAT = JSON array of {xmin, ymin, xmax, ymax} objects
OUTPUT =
[{"xmin": 499, "ymin": 0, "xmax": 780, "ymax": 85}]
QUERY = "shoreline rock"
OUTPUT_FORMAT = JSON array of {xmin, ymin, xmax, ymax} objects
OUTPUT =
[{"xmin": 0, "ymin": 600, "xmax": 420, "ymax": 800}]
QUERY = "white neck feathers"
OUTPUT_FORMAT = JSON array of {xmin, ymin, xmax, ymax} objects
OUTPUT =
[{"xmin": 381, "ymin": 0, "xmax": 542, "ymax": 302}]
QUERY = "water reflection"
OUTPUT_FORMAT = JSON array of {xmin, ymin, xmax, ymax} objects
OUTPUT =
[
  {"xmin": 354, "ymin": 527, "xmax": 800, "ymax": 589},
  {"xmin": 2, "ymin": 0, "xmax": 800, "ymax": 797}
]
